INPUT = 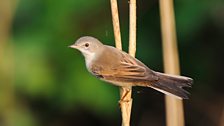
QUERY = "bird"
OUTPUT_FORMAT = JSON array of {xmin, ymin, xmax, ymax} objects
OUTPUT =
[{"xmin": 69, "ymin": 36, "xmax": 193, "ymax": 99}]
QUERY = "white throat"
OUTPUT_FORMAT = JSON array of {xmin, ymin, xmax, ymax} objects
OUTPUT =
[{"xmin": 82, "ymin": 51, "xmax": 96, "ymax": 67}]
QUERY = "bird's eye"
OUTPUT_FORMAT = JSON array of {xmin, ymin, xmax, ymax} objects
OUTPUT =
[{"xmin": 84, "ymin": 43, "xmax": 89, "ymax": 48}]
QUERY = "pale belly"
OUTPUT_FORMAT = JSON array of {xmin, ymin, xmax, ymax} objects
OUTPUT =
[{"xmin": 100, "ymin": 78, "xmax": 135, "ymax": 87}]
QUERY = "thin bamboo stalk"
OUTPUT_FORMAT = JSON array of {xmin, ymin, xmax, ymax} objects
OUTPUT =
[
  {"xmin": 159, "ymin": 0, "xmax": 185, "ymax": 126},
  {"xmin": 110, "ymin": 0, "xmax": 136, "ymax": 125}
]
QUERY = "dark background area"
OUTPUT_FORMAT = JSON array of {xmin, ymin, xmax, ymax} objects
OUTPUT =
[{"xmin": 0, "ymin": 0, "xmax": 224, "ymax": 126}]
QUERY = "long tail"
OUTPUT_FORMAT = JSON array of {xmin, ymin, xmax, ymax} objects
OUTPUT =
[{"xmin": 150, "ymin": 72, "xmax": 193, "ymax": 99}]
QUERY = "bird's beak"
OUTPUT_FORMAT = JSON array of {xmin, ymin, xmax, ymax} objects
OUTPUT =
[{"xmin": 69, "ymin": 45, "xmax": 78, "ymax": 49}]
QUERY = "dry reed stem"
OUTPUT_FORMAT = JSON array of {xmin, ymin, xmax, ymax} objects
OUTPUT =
[
  {"xmin": 0, "ymin": 0, "xmax": 16, "ymax": 126},
  {"xmin": 128, "ymin": 0, "xmax": 136, "ymax": 57},
  {"xmin": 110, "ymin": 0, "xmax": 136, "ymax": 126},
  {"xmin": 119, "ymin": 0, "xmax": 137, "ymax": 126},
  {"xmin": 159, "ymin": 0, "xmax": 185, "ymax": 126},
  {"xmin": 110, "ymin": 0, "xmax": 122, "ymax": 50}
]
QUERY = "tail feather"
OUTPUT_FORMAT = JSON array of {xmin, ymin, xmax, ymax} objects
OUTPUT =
[{"xmin": 151, "ymin": 72, "xmax": 193, "ymax": 99}]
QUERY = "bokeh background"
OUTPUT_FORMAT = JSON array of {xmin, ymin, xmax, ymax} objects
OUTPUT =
[{"xmin": 0, "ymin": 0, "xmax": 224, "ymax": 126}]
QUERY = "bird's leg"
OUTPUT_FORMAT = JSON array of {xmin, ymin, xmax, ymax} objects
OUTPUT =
[
  {"xmin": 119, "ymin": 87, "xmax": 131, "ymax": 105},
  {"xmin": 121, "ymin": 90, "xmax": 129, "ymax": 101}
]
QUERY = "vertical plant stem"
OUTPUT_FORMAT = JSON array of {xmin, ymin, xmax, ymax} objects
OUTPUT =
[
  {"xmin": 110, "ymin": 0, "xmax": 122, "ymax": 50},
  {"xmin": 159, "ymin": 0, "xmax": 185, "ymax": 126},
  {"xmin": 121, "ymin": 0, "xmax": 137, "ymax": 125},
  {"xmin": 110, "ymin": 0, "xmax": 136, "ymax": 126},
  {"xmin": 129, "ymin": 0, "xmax": 137, "ymax": 57},
  {"xmin": 0, "ymin": 0, "xmax": 16, "ymax": 126}
]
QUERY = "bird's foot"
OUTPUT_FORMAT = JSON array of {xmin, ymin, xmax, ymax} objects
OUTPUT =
[{"xmin": 118, "ymin": 88, "xmax": 131, "ymax": 107}]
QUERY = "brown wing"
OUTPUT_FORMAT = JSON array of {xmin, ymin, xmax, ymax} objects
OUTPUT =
[{"xmin": 90, "ymin": 47, "xmax": 158, "ymax": 84}]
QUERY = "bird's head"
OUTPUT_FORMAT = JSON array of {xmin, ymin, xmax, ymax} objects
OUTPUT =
[{"xmin": 69, "ymin": 36, "xmax": 104, "ymax": 62}]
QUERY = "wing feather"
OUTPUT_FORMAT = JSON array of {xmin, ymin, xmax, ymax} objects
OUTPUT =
[{"xmin": 91, "ymin": 51, "xmax": 158, "ymax": 83}]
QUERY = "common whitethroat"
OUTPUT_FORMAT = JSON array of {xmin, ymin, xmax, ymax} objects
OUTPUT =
[{"xmin": 70, "ymin": 36, "xmax": 193, "ymax": 99}]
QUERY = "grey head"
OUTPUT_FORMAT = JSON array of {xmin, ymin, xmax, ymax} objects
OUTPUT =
[{"xmin": 70, "ymin": 36, "xmax": 104, "ymax": 65}]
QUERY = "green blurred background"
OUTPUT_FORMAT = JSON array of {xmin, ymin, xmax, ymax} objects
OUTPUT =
[{"xmin": 0, "ymin": 0, "xmax": 224, "ymax": 126}]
